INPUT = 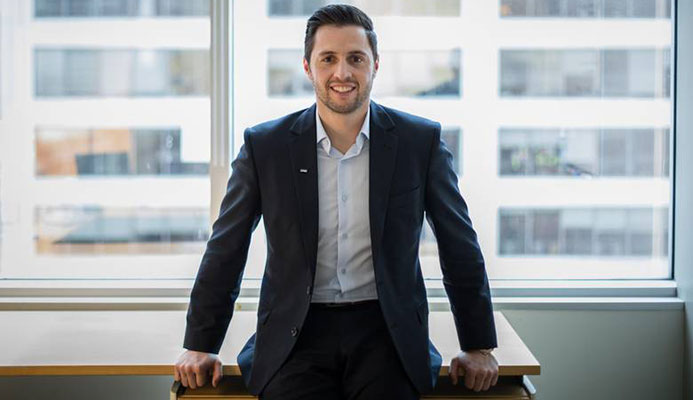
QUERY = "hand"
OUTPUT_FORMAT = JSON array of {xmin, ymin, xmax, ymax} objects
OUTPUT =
[
  {"xmin": 174, "ymin": 350, "xmax": 223, "ymax": 389},
  {"xmin": 449, "ymin": 349, "xmax": 499, "ymax": 392}
]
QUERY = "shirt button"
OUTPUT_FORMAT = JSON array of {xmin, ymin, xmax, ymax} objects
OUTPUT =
[
  {"xmin": 341, "ymin": 233, "xmax": 348, "ymax": 239},
  {"xmin": 340, "ymin": 268, "xmax": 346, "ymax": 274},
  {"xmin": 341, "ymin": 194, "xmax": 348, "ymax": 202},
  {"xmin": 290, "ymin": 327, "xmax": 299, "ymax": 337}
]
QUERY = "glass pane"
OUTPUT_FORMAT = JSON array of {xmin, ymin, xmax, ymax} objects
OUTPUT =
[
  {"xmin": 35, "ymin": 49, "xmax": 209, "ymax": 97},
  {"xmin": 501, "ymin": 49, "xmax": 669, "ymax": 97},
  {"xmin": 499, "ymin": 211, "xmax": 526, "ymax": 255},
  {"xmin": 0, "ymin": 1, "xmax": 211, "ymax": 278},
  {"xmin": 498, "ymin": 207, "xmax": 667, "ymax": 258},
  {"xmin": 561, "ymin": 209, "xmax": 594, "ymax": 255},
  {"xmin": 34, "ymin": 0, "xmax": 210, "ymax": 17},
  {"xmin": 499, "ymin": 128, "xmax": 666, "ymax": 177},
  {"xmin": 501, "ymin": 0, "xmax": 669, "ymax": 18},
  {"xmin": 36, "ymin": 128, "xmax": 209, "ymax": 176},
  {"xmin": 35, "ymin": 206, "xmax": 208, "ymax": 254},
  {"xmin": 230, "ymin": 0, "xmax": 672, "ymax": 280},
  {"xmin": 268, "ymin": 0, "xmax": 461, "ymax": 16},
  {"xmin": 600, "ymin": 129, "xmax": 628, "ymax": 175},
  {"xmin": 441, "ymin": 128, "xmax": 463, "ymax": 174}
]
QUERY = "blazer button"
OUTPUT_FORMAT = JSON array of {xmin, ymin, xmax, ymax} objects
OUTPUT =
[{"xmin": 290, "ymin": 327, "xmax": 299, "ymax": 337}]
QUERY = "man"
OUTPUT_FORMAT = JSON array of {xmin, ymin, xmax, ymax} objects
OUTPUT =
[{"xmin": 175, "ymin": 4, "xmax": 498, "ymax": 399}]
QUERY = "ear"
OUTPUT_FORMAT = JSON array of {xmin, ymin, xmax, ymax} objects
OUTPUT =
[
  {"xmin": 373, "ymin": 57, "xmax": 379, "ymax": 78},
  {"xmin": 303, "ymin": 58, "xmax": 313, "ymax": 81}
]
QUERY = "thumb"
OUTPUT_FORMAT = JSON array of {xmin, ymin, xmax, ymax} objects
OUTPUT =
[{"xmin": 212, "ymin": 360, "xmax": 223, "ymax": 388}]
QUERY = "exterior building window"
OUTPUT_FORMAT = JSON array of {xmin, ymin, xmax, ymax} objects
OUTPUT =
[
  {"xmin": 36, "ymin": 128, "xmax": 209, "ymax": 176},
  {"xmin": 442, "ymin": 128, "xmax": 463, "ymax": 175},
  {"xmin": 500, "ymin": 49, "xmax": 670, "ymax": 98},
  {"xmin": 35, "ymin": 49, "xmax": 210, "ymax": 97},
  {"xmin": 499, "ymin": 207, "xmax": 669, "ymax": 257},
  {"xmin": 499, "ymin": 128, "xmax": 670, "ymax": 177},
  {"xmin": 500, "ymin": 0, "xmax": 671, "ymax": 18},
  {"xmin": 34, "ymin": 0, "xmax": 210, "ymax": 17},
  {"xmin": 268, "ymin": 0, "xmax": 461, "ymax": 16},
  {"xmin": 35, "ymin": 206, "xmax": 208, "ymax": 254}
]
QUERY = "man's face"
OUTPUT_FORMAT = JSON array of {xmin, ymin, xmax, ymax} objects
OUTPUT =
[{"xmin": 303, "ymin": 24, "xmax": 379, "ymax": 115}]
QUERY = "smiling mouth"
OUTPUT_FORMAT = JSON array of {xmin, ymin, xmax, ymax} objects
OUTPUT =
[{"xmin": 329, "ymin": 85, "xmax": 356, "ymax": 94}]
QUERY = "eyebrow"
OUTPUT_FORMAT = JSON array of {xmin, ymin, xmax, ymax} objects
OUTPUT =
[{"xmin": 317, "ymin": 50, "xmax": 369, "ymax": 57}]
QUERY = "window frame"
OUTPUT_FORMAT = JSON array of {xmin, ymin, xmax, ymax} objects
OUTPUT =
[{"xmin": 0, "ymin": 0, "xmax": 685, "ymax": 308}]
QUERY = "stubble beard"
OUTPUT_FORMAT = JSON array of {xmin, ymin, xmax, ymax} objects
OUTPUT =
[{"xmin": 314, "ymin": 78, "xmax": 373, "ymax": 115}]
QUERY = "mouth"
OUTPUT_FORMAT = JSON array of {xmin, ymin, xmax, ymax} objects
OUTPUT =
[{"xmin": 329, "ymin": 84, "xmax": 356, "ymax": 95}]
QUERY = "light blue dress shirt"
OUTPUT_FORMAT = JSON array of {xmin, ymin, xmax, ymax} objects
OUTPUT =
[{"xmin": 311, "ymin": 105, "xmax": 378, "ymax": 303}]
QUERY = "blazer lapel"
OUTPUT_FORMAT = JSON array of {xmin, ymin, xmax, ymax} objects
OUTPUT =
[
  {"xmin": 368, "ymin": 101, "xmax": 398, "ymax": 267},
  {"xmin": 288, "ymin": 105, "xmax": 319, "ymax": 280}
]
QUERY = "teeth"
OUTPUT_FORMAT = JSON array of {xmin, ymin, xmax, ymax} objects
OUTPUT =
[{"xmin": 331, "ymin": 86, "xmax": 354, "ymax": 93}]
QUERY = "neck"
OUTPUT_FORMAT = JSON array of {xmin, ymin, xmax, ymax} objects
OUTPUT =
[{"xmin": 316, "ymin": 100, "xmax": 369, "ymax": 143}]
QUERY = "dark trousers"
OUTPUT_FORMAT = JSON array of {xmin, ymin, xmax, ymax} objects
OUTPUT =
[{"xmin": 259, "ymin": 300, "xmax": 420, "ymax": 400}]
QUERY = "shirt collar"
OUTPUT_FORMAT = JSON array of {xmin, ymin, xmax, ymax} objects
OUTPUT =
[{"xmin": 315, "ymin": 103, "xmax": 371, "ymax": 147}]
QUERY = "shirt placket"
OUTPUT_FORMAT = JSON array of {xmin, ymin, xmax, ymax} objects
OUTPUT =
[
  {"xmin": 334, "ymin": 139, "xmax": 361, "ymax": 301},
  {"xmin": 336, "ymin": 154, "xmax": 347, "ymax": 300}
]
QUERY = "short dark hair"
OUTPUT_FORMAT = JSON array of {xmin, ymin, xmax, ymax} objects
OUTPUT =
[{"xmin": 304, "ymin": 4, "xmax": 378, "ymax": 63}]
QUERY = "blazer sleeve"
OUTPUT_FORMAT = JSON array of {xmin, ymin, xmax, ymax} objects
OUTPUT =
[
  {"xmin": 183, "ymin": 128, "xmax": 262, "ymax": 354},
  {"xmin": 424, "ymin": 123, "xmax": 497, "ymax": 351}
]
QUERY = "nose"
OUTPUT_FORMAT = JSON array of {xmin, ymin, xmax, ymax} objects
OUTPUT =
[{"xmin": 333, "ymin": 59, "xmax": 352, "ymax": 81}]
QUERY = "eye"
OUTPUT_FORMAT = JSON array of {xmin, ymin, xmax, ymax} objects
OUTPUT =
[
  {"xmin": 351, "ymin": 55, "xmax": 364, "ymax": 63},
  {"xmin": 322, "ymin": 55, "xmax": 334, "ymax": 63}
]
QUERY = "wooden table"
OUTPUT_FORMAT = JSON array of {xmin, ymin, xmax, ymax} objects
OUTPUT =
[{"xmin": 0, "ymin": 310, "xmax": 539, "ymax": 399}]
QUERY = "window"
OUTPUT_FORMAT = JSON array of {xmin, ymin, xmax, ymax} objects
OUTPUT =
[
  {"xmin": 500, "ymin": 0, "xmax": 671, "ymax": 18},
  {"xmin": 35, "ymin": 206, "xmax": 208, "ymax": 255},
  {"xmin": 268, "ymin": 0, "xmax": 461, "ymax": 16},
  {"xmin": 500, "ymin": 49, "xmax": 670, "ymax": 97},
  {"xmin": 442, "ymin": 128, "xmax": 463, "ymax": 174},
  {"xmin": 499, "ymin": 128, "xmax": 670, "ymax": 177},
  {"xmin": 498, "ymin": 207, "xmax": 668, "ymax": 278},
  {"xmin": 0, "ymin": 0, "xmax": 211, "ymax": 278},
  {"xmin": 499, "ymin": 207, "xmax": 668, "ymax": 257},
  {"xmin": 34, "ymin": 0, "xmax": 210, "ymax": 17},
  {"xmin": 0, "ymin": 0, "xmax": 674, "ymax": 282},
  {"xmin": 36, "ymin": 127, "xmax": 209, "ymax": 176},
  {"xmin": 35, "ymin": 49, "xmax": 209, "ymax": 97}
]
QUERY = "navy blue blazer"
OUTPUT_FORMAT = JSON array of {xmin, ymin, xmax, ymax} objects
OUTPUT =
[{"xmin": 183, "ymin": 101, "xmax": 497, "ymax": 395}]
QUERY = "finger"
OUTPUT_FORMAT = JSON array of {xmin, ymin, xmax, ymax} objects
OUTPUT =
[
  {"xmin": 473, "ymin": 370, "xmax": 486, "ymax": 392},
  {"xmin": 464, "ymin": 368, "xmax": 476, "ymax": 391},
  {"xmin": 195, "ymin": 367, "xmax": 206, "ymax": 388},
  {"xmin": 492, "ymin": 372, "xmax": 499, "ymax": 386},
  {"xmin": 212, "ymin": 360, "xmax": 223, "ymax": 388},
  {"xmin": 484, "ymin": 372, "xmax": 496, "ymax": 390},
  {"xmin": 481, "ymin": 371, "xmax": 493, "ymax": 391},
  {"xmin": 173, "ymin": 365, "xmax": 180, "ymax": 381},
  {"xmin": 185, "ymin": 367, "xmax": 197, "ymax": 389},
  {"xmin": 180, "ymin": 370, "xmax": 190, "ymax": 388},
  {"xmin": 449, "ymin": 359, "xmax": 458, "ymax": 385}
]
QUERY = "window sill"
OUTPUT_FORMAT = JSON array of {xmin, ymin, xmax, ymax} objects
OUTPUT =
[
  {"xmin": 0, "ymin": 277, "xmax": 677, "ymax": 296},
  {"xmin": 0, "ymin": 279, "xmax": 681, "ymax": 311}
]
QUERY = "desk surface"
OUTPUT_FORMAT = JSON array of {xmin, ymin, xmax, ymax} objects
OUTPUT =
[{"xmin": 0, "ymin": 310, "xmax": 539, "ymax": 377}]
